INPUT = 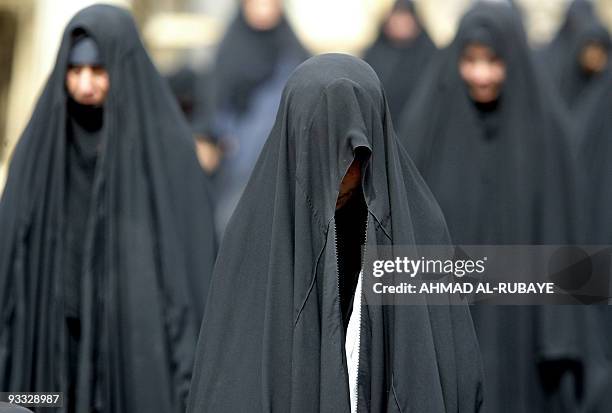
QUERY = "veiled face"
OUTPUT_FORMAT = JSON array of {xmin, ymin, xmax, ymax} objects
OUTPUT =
[
  {"xmin": 243, "ymin": 0, "xmax": 283, "ymax": 31},
  {"xmin": 580, "ymin": 42, "xmax": 609, "ymax": 74},
  {"xmin": 384, "ymin": 10, "xmax": 420, "ymax": 43},
  {"xmin": 66, "ymin": 65, "xmax": 110, "ymax": 106},
  {"xmin": 336, "ymin": 160, "xmax": 362, "ymax": 210},
  {"xmin": 459, "ymin": 43, "xmax": 506, "ymax": 104}
]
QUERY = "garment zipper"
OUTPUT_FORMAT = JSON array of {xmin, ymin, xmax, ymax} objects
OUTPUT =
[
  {"xmin": 337, "ymin": 210, "xmax": 368, "ymax": 413},
  {"xmin": 353, "ymin": 216, "xmax": 368, "ymax": 413}
]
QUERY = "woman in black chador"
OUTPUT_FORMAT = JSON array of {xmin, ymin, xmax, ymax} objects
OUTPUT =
[
  {"xmin": 187, "ymin": 54, "xmax": 483, "ymax": 413},
  {"xmin": 539, "ymin": 0, "xmax": 611, "ymax": 115},
  {"xmin": 399, "ymin": 2, "xmax": 607, "ymax": 412},
  {"xmin": 0, "ymin": 5, "xmax": 216, "ymax": 413},
  {"xmin": 539, "ymin": 0, "xmax": 598, "ymax": 80},
  {"xmin": 211, "ymin": 0, "xmax": 309, "ymax": 236},
  {"xmin": 364, "ymin": 0, "xmax": 436, "ymax": 126}
]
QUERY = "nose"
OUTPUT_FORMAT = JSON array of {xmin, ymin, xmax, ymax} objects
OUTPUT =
[
  {"xmin": 77, "ymin": 68, "xmax": 95, "ymax": 95},
  {"xmin": 472, "ymin": 61, "xmax": 493, "ymax": 86}
]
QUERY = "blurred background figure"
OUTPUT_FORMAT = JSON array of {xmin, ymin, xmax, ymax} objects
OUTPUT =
[
  {"xmin": 538, "ymin": 0, "xmax": 611, "ymax": 119},
  {"xmin": 3, "ymin": 0, "xmax": 612, "ymax": 194},
  {"xmin": 398, "ymin": 2, "xmax": 610, "ymax": 412},
  {"xmin": 574, "ymin": 69, "xmax": 612, "ymax": 413},
  {"xmin": 399, "ymin": 1, "xmax": 576, "ymax": 246},
  {"xmin": 209, "ymin": 0, "xmax": 309, "ymax": 237},
  {"xmin": 165, "ymin": 65, "xmax": 221, "ymax": 173},
  {"xmin": 363, "ymin": 0, "xmax": 436, "ymax": 126}
]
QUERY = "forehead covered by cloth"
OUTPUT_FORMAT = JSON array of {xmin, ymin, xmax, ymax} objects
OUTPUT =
[
  {"xmin": 462, "ymin": 25, "xmax": 497, "ymax": 53},
  {"xmin": 69, "ymin": 34, "xmax": 103, "ymax": 66},
  {"xmin": 456, "ymin": 3, "xmax": 521, "ymax": 60},
  {"xmin": 392, "ymin": 0, "xmax": 416, "ymax": 13}
]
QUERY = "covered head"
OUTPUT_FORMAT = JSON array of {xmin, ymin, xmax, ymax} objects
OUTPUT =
[
  {"xmin": 397, "ymin": 0, "xmax": 576, "ymax": 244},
  {"xmin": 363, "ymin": 0, "xmax": 436, "ymax": 125},
  {"xmin": 383, "ymin": 0, "xmax": 422, "ymax": 43},
  {"xmin": 187, "ymin": 54, "xmax": 482, "ymax": 412},
  {"xmin": 454, "ymin": 2, "xmax": 526, "ymax": 104},
  {"xmin": 214, "ymin": 0, "xmax": 308, "ymax": 115},
  {"xmin": 552, "ymin": 3, "xmax": 611, "ymax": 108},
  {"xmin": 397, "ymin": 3, "xmax": 590, "ymax": 413},
  {"xmin": 68, "ymin": 33, "xmax": 103, "ymax": 66},
  {"xmin": 241, "ymin": 0, "xmax": 284, "ymax": 31},
  {"xmin": 576, "ymin": 23, "xmax": 611, "ymax": 74},
  {"xmin": 540, "ymin": 0, "xmax": 599, "ymax": 87},
  {"xmin": 65, "ymin": 33, "xmax": 109, "ymax": 106},
  {"xmin": 0, "ymin": 5, "xmax": 216, "ymax": 412}
]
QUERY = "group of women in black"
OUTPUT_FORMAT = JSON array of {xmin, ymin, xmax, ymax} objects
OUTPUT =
[{"xmin": 0, "ymin": 0, "xmax": 610, "ymax": 412}]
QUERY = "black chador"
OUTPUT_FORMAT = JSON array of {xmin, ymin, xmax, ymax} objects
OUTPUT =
[
  {"xmin": 187, "ymin": 54, "xmax": 483, "ymax": 413},
  {"xmin": 0, "ymin": 5, "xmax": 216, "ymax": 413}
]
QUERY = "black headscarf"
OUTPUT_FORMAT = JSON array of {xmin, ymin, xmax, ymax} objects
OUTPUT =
[
  {"xmin": 364, "ymin": 0, "xmax": 436, "ymax": 125},
  {"xmin": 397, "ymin": 3, "xmax": 610, "ymax": 412},
  {"xmin": 540, "ymin": 0, "xmax": 597, "ymax": 78},
  {"xmin": 0, "ymin": 5, "xmax": 216, "ymax": 413},
  {"xmin": 399, "ymin": 2, "xmax": 576, "ymax": 245},
  {"xmin": 541, "ymin": 1, "xmax": 611, "ymax": 112},
  {"xmin": 165, "ymin": 66, "xmax": 216, "ymax": 138},
  {"xmin": 187, "ymin": 53, "xmax": 483, "ymax": 413},
  {"xmin": 213, "ymin": 2, "xmax": 308, "ymax": 116}
]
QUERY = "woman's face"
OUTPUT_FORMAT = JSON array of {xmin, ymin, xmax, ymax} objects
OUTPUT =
[
  {"xmin": 243, "ymin": 0, "xmax": 283, "ymax": 31},
  {"xmin": 65, "ymin": 64, "xmax": 110, "ymax": 106},
  {"xmin": 336, "ymin": 160, "xmax": 362, "ymax": 210},
  {"xmin": 384, "ymin": 10, "xmax": 419, "ymax": 43},
  {"xmin": 459, "ymin": 43, "xmax": 506, "ymax": 104},
  {"xmin": 580, "ymin": 42, "xmax": 609, "ymax": 74}
]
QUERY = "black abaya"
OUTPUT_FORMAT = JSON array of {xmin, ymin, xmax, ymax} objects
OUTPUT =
[
  {"xmin": 574, "ymin": 64, "xmax": 612, "ymax": 413},
  {"xmin": 364, "ymin": 0, "xmax": 437, "ymax": 126},
  {"xmin": 0, "ymin": 5, "xmax": 216, "ymax": 413},
  {"xmin": 539, "ymin": 1, "xmax": 611, "ymax": 113},
  {"xmin": 539, "ymin": 1, "xmax": 601, "ymax": 91},
  {"xmin": 213, "ymin": 6, "xmax": 308, "ymax": 117},
  {"xmin": 398, "ymin": 3, "xmax": 606, "ymax": 412},
  {"xmin": 399, "ymin": 2, "xmax": 576, "ymax": 245},
  {"xmin": 187, "ymin": 53, "xmax": 483, "ymax": 413},
  {"xmin": 577, "ymin": 71, "xmax": 612, "ymax": 245}
]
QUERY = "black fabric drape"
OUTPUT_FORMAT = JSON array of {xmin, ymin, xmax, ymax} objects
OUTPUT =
[
  {"xmin": 538, "ymin": 1, "xmax": 611, "ymax": 114},
  {"xmin": 165, "ymin": 66, "xmax": 216, "ymax": 138},
  {"xmin": 577, "ymin": 71, "xmax": 612, "ymax": 245},
  {"xmin": 213, "ymin": 6, "xmax": 308, "ymax": 116},
  {"xmin": 398, "ymin": 3, "xmax": 607, "ymax": 412},
  {"xmin": 187, "ymin": 53, "xmax": 483, "ymax": 413},
  {"xmin": 399, "ymin": 2, "xmax": 577, "ymax": 245},
  {"xmin": 560, "ymin": 20, "xmax": 610, "ymax": 111},
  {"xmin": 364, "ymin": 0, "xmax": 437, "ymax": 126},
  {"xmin": 0, "ymin": 5, "xmax": 216, "ymax": 413},
  {"xmin": 574, "ymin": 66, "xmax": 612, "ymax": 413},
  {"xmin": 539, "ymin": 0, "xmax": 599, "ymax": 88}
]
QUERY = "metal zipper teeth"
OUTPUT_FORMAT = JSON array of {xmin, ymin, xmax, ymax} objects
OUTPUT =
[
  {"xmin": 353, "ymin": 216, "xmax": 368, "ymax": 413},
  {"xmin": 334, "ymin": 216, "xmax": 351, "ymax": 411}
]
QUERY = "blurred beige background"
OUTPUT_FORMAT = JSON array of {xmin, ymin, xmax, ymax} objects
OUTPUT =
[{"xmin": 1, "ymin": 0, "xmax": 611, "ymax": 193}]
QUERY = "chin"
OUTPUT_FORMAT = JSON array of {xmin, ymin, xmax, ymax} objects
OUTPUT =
[
  {"xmin": 77, "ymin": 98, "xmax": 102, "ymax": 106},
  {"xmin": 473, "ymin": 93, "xmax": 496, "ymax": 104}
]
